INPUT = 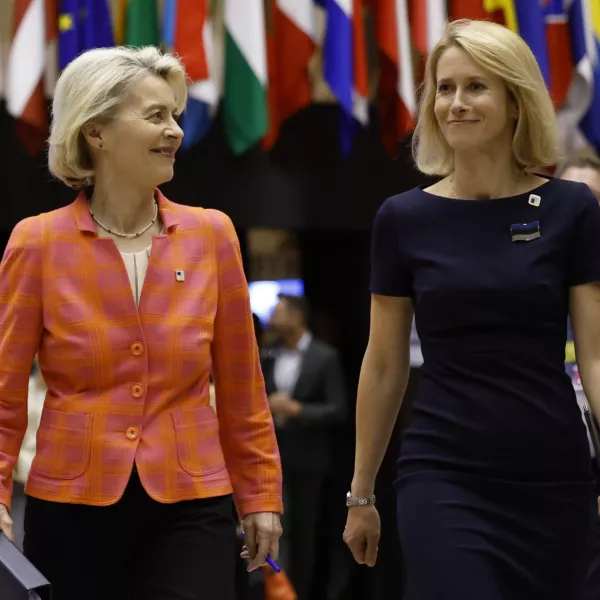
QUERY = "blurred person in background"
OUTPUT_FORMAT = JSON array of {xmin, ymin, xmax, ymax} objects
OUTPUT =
[
  {"xmin": 344, "ymin": 19, "xmax": 600, "ymax": 600},
  {"xmin": 0, "ymin": 46, "xmax": 282, "ymax": 600},
  {"xmin": 10, "ymin": 358, "xmax": 47, "ymax": 551},
  {"xmin": 559, "ymin": 153, "xmax": 600, "ymax": 600},
  {"xmin": 560, "ymin": 154, "xmax": 600, "ymax": 199},
  {"xmin": 262, "ymin": 294, "xmax": 346, "ymax": 600}
]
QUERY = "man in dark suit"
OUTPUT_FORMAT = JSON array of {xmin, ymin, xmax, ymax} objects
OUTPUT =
[{"xmin": 262, "ymin": 294, "xmax": 346, "ymax": 600}]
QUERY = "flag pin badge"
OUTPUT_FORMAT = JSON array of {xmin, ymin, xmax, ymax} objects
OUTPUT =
[
  {"xmin": 528, "ymin": 194, "xmax": 541, "ymax": 207},
  {"xmin": 175, "ymin": 270, "xmax": 185, "ymax": 282},
  {"xmin": 510, "ymin": 220, "xmax": 541, "ymax": 243}
]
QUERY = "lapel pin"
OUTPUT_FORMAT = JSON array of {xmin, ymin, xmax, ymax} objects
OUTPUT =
[
  {"xmin": 510, "ymin": 220, "xmax": 541, "ymax": 243},
  {"xmin": 528, "ymin": 194, "xmax": 541, "ymax": 207},
  {"xmin": 175, "ymin": 270, "xmax": 185, "ymax": 282}
]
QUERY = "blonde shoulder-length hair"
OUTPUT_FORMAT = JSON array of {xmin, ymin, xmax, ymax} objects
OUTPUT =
[
  {"xmin": 412, "ymin": 19, "xmax": 561, "ymax": 176},
  {"xmin": 48, "ymin": 46, "xmax": 187, "ymax": 190}
]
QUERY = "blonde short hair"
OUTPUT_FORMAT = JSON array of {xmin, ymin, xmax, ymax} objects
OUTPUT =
[
  {"xmin": 412, "ymin": 19, "xmax": 561, "ymax": 176},
  {"xmin": 49, "ymin": 46, "xmax": 187, "ymax": 189}
]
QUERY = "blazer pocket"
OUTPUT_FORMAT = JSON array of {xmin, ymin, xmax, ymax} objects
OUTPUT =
[
  {"xmin": 33, "ymin": 408, "xmax": 93, "ymax": 479},
  {"xmin": 171, "ymin": 406, "xmax": 226, "ymax": 477}
]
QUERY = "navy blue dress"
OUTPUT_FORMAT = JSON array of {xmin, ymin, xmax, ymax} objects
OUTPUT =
[{"xmin": 370, "ymin": 179, "xmax": 600, "ymax": 600}]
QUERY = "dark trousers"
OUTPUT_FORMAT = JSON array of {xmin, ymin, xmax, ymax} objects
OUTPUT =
[
  {"xmin": 284, "ymin": 469, "xmax": 326, "ymax": 600},
  {"xmin": 585, "ymin": 511, "xmax": 600, "ymax": 600},
  {"xmin": 23, "ymin": 470, "xmax": 237, "ymax": 600},
  {"xmin": 585, "ymin": 460, "xmax": 600, "ymax": 600}
]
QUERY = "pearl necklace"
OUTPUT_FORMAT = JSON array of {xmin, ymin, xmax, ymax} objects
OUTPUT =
[{"xmin": 89, "ymin": 200, "xmax": 159, "ymax": 239}]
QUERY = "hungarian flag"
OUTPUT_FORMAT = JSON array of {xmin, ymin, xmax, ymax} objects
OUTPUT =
[{"xmin": 224, "ymin": 0, "xmax": 269, "ymax": 154}]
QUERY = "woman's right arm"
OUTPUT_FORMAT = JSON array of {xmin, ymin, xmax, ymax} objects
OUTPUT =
[
  {"xmin": 344, "ymin": 194, "xmax": 414, "ymax": 566},
  {"xmin": 351, "ymin": 294, "xmax": 413, "ymax": 499},
  {"xmin": 0, "ymin": 217, "xmax": 44, "ymax": 534}
]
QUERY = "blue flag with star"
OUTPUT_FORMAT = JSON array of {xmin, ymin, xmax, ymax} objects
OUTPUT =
[{"xmin": 59, "ymin": 0, "xmax": 114, "ymax": 70}]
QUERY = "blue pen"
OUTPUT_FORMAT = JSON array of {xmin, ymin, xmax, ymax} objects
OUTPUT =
[{"xmin": 241, "ymin": 531, "xmax": 281, "ymax": 573}]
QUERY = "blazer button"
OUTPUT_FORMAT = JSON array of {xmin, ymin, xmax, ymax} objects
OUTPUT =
[
  {"xmin": 126, "ymin": 426, "xmax": 140, "ymax": 440},
  {"xmin": 131, "ymin": 384, "xmax": 144, "ymax": 398},
  {"xmin": 131, "ymin": 342, "xmax": 145, "ymax": 356}
]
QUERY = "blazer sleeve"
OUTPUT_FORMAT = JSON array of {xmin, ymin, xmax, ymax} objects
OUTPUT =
[
  {"xmin": 295, "ymin": 348, "xmax": 346, "ymax": 424},
  {"xmin": 0, "ymin": 217, "xmax": 44, "ymax": 510},
  {"xmin": 206, "ymin": 210, "xmax": 283, "ymax": 517}
]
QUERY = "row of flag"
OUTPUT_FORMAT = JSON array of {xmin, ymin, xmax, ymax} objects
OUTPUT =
[
  {"xmin": 371, "ymin": 0, "xmax": 600, "ymax": 157},
  {"xmin": 3, "ymin": 0, "xmax": 600, "ymax": 159}
]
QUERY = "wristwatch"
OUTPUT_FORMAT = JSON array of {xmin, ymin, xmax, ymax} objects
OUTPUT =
[{"xmin": 346, "ymin": 491, "xmax": 376, "ymax": 507}]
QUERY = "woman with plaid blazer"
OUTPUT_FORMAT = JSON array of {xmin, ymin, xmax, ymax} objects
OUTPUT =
[{"xmin": 0, "ymin": 46, "xmax": 283, "ymax": 600}]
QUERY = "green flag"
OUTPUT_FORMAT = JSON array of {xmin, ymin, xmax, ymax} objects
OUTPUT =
[
  {"xmin": 125, "ymin": 0, "xmax": 160, "ymax": 47},
  {"xmin": 223, "ymin": 0, "xmax": 268, "ymax": 155}
]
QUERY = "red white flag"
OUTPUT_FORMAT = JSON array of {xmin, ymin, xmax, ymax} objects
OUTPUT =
[
  {"xmin": 7, "ymin": 0, "xmax": 57, "ymax": 155},
  {"xmin": 371, "ymin": 0, "xmax": 416, "ymax": 154},
  {"xmin": 264, "ymin": 0, "xmax": 316, "ymax": 148},
  {"xmin": 411, "ymin": 0, "xmax": 447, "ymax": 55}
]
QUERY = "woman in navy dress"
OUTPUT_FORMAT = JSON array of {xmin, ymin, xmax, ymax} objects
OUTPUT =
[{"xmin": 343, "ymin": 19, "xmax": 600, "ymax": 600}]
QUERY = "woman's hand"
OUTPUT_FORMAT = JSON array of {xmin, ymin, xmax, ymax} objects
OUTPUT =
[
  {"xmin": 241, "ymin": 511, "xmax": 283, "ymax": 572},
  {"xmin": 343, "ymin": 505, "xmax": 381, "ymax": 567},
  {"xmin": 0, "ymin": 504, "xmax": 13, "ymax": 542}
]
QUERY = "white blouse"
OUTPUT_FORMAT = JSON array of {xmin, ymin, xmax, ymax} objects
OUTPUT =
[{"xmin": 120, "ymin": 246, "xmax": 152, "ymax": 306}]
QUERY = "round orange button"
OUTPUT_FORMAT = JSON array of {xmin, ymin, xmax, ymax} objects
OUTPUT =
[
  {"xmin": 131, "ymin": 384, "xmax": 144, "ymax": 398},
  {"xmin": 131, "ymin": 342, "xmax": 144, "ymax": 356},
  {"xmin": 126, "ymin": 426, "xmax": 140, "ymax": 440}
]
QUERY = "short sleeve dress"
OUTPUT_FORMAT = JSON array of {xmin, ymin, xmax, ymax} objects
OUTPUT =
[{"xmin": 370, "ymin": 179, "xmax": 600, "ymax": 600}]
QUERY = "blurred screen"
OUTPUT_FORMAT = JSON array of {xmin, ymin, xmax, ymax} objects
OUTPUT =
[{"xmin": 248, "ymin": 279, "xmax": 305, "ymax": 325}]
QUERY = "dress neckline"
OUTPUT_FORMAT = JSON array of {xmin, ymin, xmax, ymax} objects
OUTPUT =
[{"xmin": 418, "ymin": 177, "xmax": 554, "ymax": 203}]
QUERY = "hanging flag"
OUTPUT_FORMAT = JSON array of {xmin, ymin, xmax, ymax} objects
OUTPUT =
[
  {"xmin": 565, "ymin": 0, "xmax": 600, "ymax": 151},
  {"xmin": 370, "ymin": 0, "xmax": 416, "ymax": 155},
  {"xmin": 172, "ymin": 0, "xmax": 219, "ymax": 149},
  {"xmin": 224, "ymin": 0, "xmax": 268, "ymax": 154},
  {"xmin": 126, "ymin": 0, "xmax": 160, "ymax": 46},
  {"xmin": 450, "ymin": 0, "xmax": 489, "ymax": 20},
  {"xmin": 350, "ymin": 0, "xmax": 369, "ymax": 127},
  {"xmin": 162, "ymin": 0, "xmax": 176, "ymax": 48},
  {"xmin": 514, "ymin": 1, "xmax": 550, "ymax": 88},
  {"xmin": 263, "ymin": 0, "xmax": 316, "ymax": 149},
  {"xmin": 543, "ymin": 0, "xmax": 574, "ymax": 108},
  {"xmin": 58, "ymin": 0, "xmax": 114, "ymax": 70},
  {"xmin": 410, "ymin": 0, "xmax": 446, "ymax": 88},
  {"xmin": 113, "ymin": 0, "xmax": 127, "ymax": 45},
  {"xmin": 7, "ymin": 0, "xmax": 57, "ymax": 155},
  {"xmin": 483, "ymin": 0, "xmax": 517, "ymax": 31},
  {"xmin": 175, "ymin": 0, "xmax": 208, "ymax": 80},
  {"xmin": 322, "ymin": 0, "xmax": 353, "ymax": 119},
  {"xmin": 411, "ymin": 0, "xmax": 447, "ymax": 56},
  {"xmin": 45, "ymin": 0, "xmax": 59, "ymax": 97},
  {"xmin": 450, "ymin": 0, "xmax": 508, "ymax": 24},
  {"xmin": 321, "ymin": 0, "xmax": 369, "ymax": 155}
]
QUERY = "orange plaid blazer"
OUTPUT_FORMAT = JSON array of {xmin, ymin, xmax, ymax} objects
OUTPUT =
[{"xmin": 0, "ymin": 190, "xmax": 283, "ymax": 516}]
